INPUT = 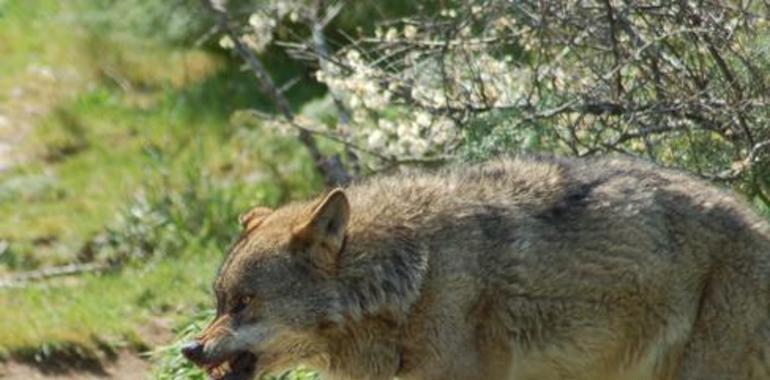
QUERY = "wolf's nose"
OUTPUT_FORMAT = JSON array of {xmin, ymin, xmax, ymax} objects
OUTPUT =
[{"xmin": 181, "ymin": 341, "xmax": 205, "ymax": 364}]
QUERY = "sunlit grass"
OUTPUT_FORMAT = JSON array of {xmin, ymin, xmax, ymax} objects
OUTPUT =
[
  {"xmin": 0, "ymin": 251, "xmax": 219, "ymax": 358},
  {"xmin": 0, "ymin": 0, "xmax": 323, "ymax": 365},
  {"xmin": 0, "ymin": 88, "xmax": 224, "ymax": 261}
]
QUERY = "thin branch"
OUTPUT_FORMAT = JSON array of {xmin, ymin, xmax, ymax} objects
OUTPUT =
[
  {"xmin": 0, "ymin": 263, "xmax": 110, "ymax": 289},
  {"xmin": 309, "ymin": 0, "xmax": 361, "ymax": 176},
  {"xmin": 203, "ymin": 0, "xmax": 351, "ymax": 186}
]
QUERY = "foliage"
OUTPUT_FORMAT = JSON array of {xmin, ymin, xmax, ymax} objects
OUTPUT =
[
  {"xmin": 219, "ymin": 0, "xmax": 770, "ymax": 205},
  {"xmin": 92, "ymin": 166, "xmax": 241, "ymax": 266}
]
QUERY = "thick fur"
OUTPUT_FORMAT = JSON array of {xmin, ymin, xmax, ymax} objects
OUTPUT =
[{"xmin": 192, "ymin": 156, "xmax": 770, "ymax": 380}]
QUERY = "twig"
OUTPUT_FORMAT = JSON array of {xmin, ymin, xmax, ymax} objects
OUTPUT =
[
  {"xmin": 602, "ymin": 0, "xmax": 624, "ymax": 99},
  {"xmin": 309, "ymin": 0, "xmax": 361, "ymax": 176},
  {"xmin": 0, "ymin": 263, "xmax": 109, "ymax": 289}
]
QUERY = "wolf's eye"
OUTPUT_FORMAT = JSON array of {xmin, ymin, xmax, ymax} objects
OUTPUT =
[{"xmin": 231, "ymin": 296, "xmax": 251, "ymax": 314}]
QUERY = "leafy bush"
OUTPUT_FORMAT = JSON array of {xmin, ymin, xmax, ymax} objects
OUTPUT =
[
  {"xmin": 91, "ymin": 164, "xmax": 241, "ymax": 266},
  {"xmin": 217, "ymin": 0, "xmax": 770, "ymax": 205}
]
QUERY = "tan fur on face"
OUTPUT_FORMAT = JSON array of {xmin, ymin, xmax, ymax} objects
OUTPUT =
[{"xmin": 195, "ymin": 156, "xmax": 770, "ymax": 380}]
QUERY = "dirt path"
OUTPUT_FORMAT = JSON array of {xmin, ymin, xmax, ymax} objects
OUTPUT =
[
  {"xmin": 0, "ymin": 317, "xmax": 173, "ymax": 379},
  {"xmin": 0, "ymin": 351, "xmax": 150, "ymax": 380}
]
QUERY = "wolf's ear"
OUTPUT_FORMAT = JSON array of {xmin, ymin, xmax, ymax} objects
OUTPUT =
[
  {"xmin": 293, "ymin": 188, "xmax": 350, "ymax": 257},
  {"xmin": 239, "ymin": 207, "xmax": 273, "ymax": 230}
]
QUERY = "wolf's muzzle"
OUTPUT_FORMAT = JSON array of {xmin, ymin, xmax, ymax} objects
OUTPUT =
[{"xmin": 181, "ymin": 340, "xmax": 206, "ymax": 364}]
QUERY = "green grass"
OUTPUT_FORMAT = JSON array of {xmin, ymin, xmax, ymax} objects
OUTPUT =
[
  {"xmin": 0, "ymin": 110, "xmax": 322, "ymax": 348},
  {"xmin": 0, "ymin": 252, "xmax": 218, "ymax": 358},
  {"xmin": 0, "ymin": 0, "xmax": 324, "ymax": 369},
  {"xmin": 1, "ymin": 133, "xmax": 321, "ymax": 355},
  {"xmin": 0, "ymin": 0, "xmax": 73, "ymax": 80},
  {"xmin": 0, "ymin": 5, "xmax": 320, "ymax": 267},
  {"xmin": 1, "ymin": 86, "xmax": 224, "ymax": 265}
]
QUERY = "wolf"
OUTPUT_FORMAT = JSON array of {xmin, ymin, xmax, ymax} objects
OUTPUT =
[{"xmin": 181, "ymin": 156, "xmax": 770, "ymax": 380}]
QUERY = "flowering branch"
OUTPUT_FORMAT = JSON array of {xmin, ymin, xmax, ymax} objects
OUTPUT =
[{"xmin": 203, "ymin": 0, "xmax": 351, "ymax": 186}]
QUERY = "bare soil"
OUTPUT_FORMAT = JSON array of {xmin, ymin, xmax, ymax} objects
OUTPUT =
[
  {"xmin": 0, "ymin": 350, "xmax": 150, "ymax": 380},
  {"xmin": 0, "ymin": 317, "xmax": 174, "ymax": 379}
]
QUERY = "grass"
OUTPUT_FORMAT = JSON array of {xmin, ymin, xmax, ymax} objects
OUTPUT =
[
  {"xmin": 0, "ymin": 253, "xmax": 217, "ymax": 357},
  {"xmin": 1, "ymin": 135, "xmax": 321, "ymax": 361},
  {"xmin": 0, "ymin": 0, "xmax": 324, "ymax": 371},
  {"xmin": 0, "ymin": 0, "xmax": 74, "ymax": 80},
  {"xmin": 0, "ymin": 0, "xmax": 325, "ymax": 266}
]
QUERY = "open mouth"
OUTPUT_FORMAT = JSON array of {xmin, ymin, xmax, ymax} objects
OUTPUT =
[{"xmin": 205, "ymin": 351, "xmax": 258, "ymax": 380}]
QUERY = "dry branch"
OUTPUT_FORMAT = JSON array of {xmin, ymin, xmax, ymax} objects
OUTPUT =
[{"xmin": 0, "ymin": 263, "xmax": 109, "ymax": 289}]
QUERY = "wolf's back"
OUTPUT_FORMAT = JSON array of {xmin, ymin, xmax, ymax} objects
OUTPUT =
[{"xmin": 345, "ymin": 155, "xmax": 770, "ymax": 380}]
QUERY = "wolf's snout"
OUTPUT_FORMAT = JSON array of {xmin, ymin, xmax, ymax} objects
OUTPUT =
[{"xmin": 181, "ymin": 340, "xmax": 205, "ymax": 364}]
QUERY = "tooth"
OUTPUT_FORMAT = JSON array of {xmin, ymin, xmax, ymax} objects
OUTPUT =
[{"xmin": 222, "ymin": 361, "xmax": 231, "ymax": 372}]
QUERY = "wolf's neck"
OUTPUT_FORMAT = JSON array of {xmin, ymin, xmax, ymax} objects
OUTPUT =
[{"xmin": 333, "ymin": 226, "xmax": 429, "ymax": 321}]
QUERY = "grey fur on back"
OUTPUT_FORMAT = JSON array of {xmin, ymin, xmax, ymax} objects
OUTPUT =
[{"xmin": 334, "ymin": 155, "xmax": 770, "ymax": 380}]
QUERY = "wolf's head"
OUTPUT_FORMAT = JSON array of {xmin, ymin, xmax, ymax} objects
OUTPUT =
[{"xmin": 182, "ymin": 189, "xmax": 351, "ymax": 380}]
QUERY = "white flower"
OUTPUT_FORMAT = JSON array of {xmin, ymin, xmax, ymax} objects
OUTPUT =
[
  {"xmin": 367, "ymin": 130, "xmax": 387, "ymax": 150},
  {"xmin": 243, "ymin": 33, "xmax": 272, "ymax": 53},
  {"xmin": 352, "ymin": 109, "xmax": 368, "ymax": 124},
  {"xmin": 431, "ymin": 91, "xmax": 447, "ymax": 106},
  {"xmin": 409, "ymin": 138, "xmax": 429, "ymax": 156},
  {"xmin": 314, "ymin": 70, "xmax": 326, "ymax": 83},
  {"xmin": 415, "ymin": 111, "xmax": 432, "ymax": 127},
  {"xmin": 362, "ymin": 80, "xmax": 379, "ymax": 96},
  {"xmin": 249, "ymin": 13, "xmax": 275, "ymax": 30},
  {"xmin": 345, "ymin": 49, "xmax": 361, "ymax": 63},
  {"xmin": 385, "ymin": 27, "xmax": 399, "ymax": 42},
  {"xmin": 403, "ymin": 25, "xmax": 418, "ymax": 40},
  {"xmin": 218, "ymin": 35, "xmax": 235, "ymax": 49},
  {"xmin": 397, "ymin": 122, "xmax": 418, "ymax": 138},
  {"xmin": 273, "ymin": 0, "xmax": 294, "ymax": 17},
  {"xmin": 378, "ymin": 119, "xmax": 396, "ymax": 132},
  {"xmin": 349, "ymin": 95, "xmax": 361, "ymax": 109},
  {"xmin": 432, "ymin": 118, "xmax": 456, "ymax": 144}
]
